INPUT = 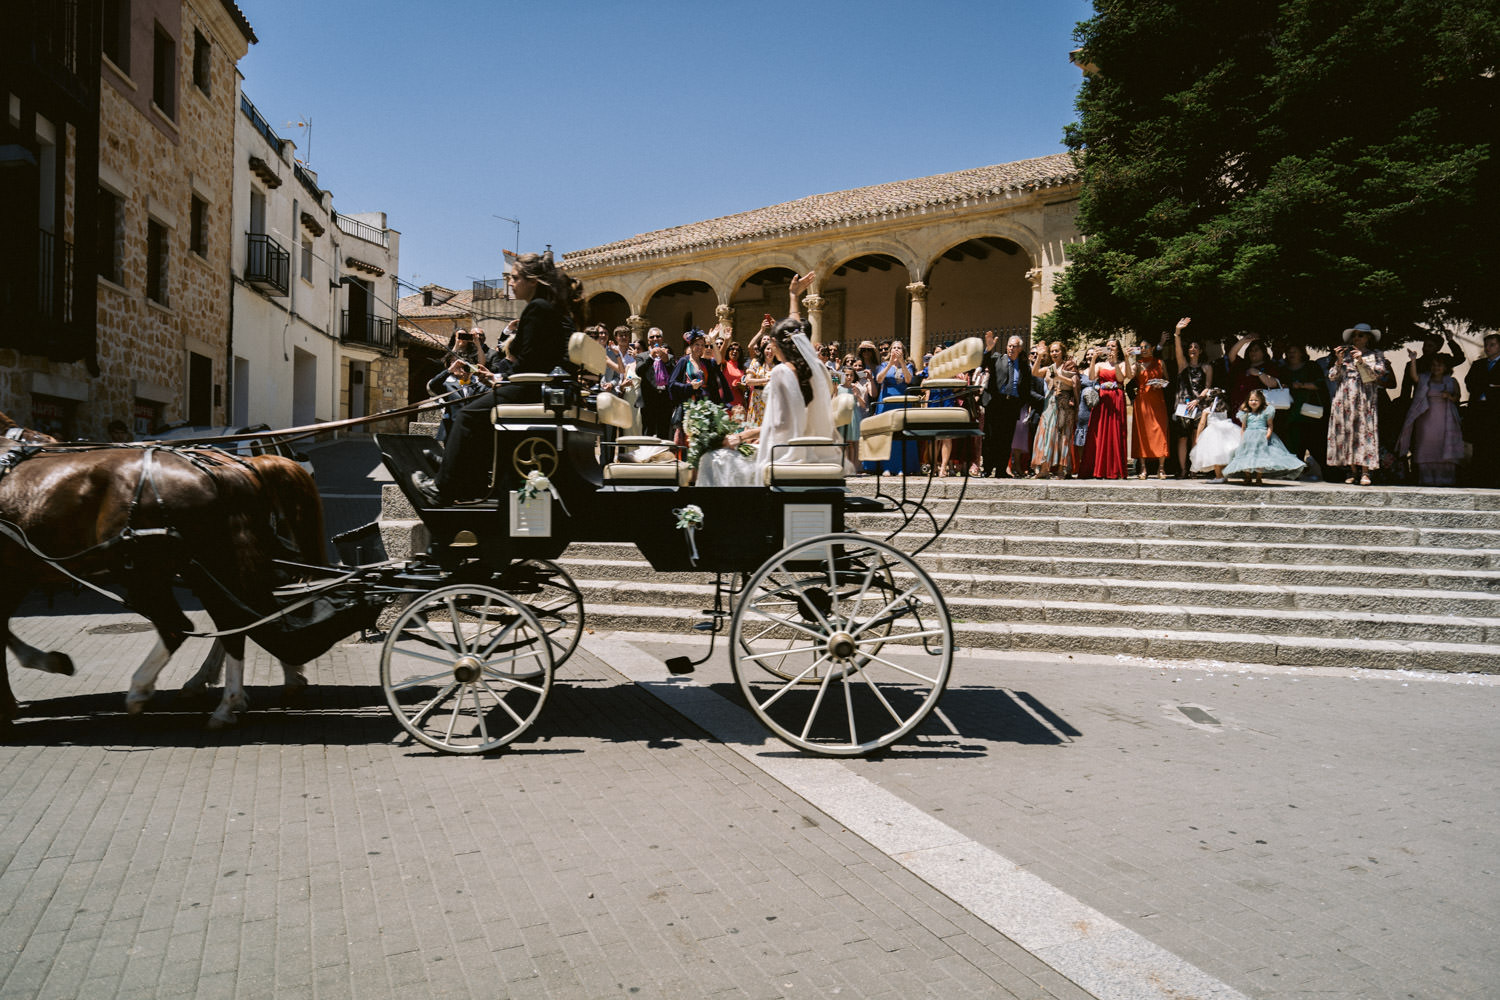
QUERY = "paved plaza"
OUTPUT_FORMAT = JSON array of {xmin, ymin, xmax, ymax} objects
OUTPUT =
[{"xmin": 1, "ymin": 593, "xmax": 1495, "ymax": 999}]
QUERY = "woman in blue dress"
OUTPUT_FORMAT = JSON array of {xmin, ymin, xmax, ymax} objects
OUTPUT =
[{"xmin": 873, "ymin": 342, "xmax": 919, "ymax": 475}]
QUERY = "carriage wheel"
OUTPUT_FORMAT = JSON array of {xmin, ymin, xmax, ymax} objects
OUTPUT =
[
  {"xmin": 729, "ymin": 533, "xmax": 953, "ymax": 756},
  {"xmin": 494, "ymin": 558, "xmax": 584, "ymax": 674},
  {"xmin": 380, "ymin": 584, "xmax": 553, "ymax": 754}
]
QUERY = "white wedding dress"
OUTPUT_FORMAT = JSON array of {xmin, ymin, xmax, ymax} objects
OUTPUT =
[{"xmin": 698, "ymin": 339, "xmax": 837, "ymax": 487}]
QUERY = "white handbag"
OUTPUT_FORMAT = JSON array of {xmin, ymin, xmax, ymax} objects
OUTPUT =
[
  {"xmin": 1299, "ymin": 403, "xmax": 1325, "ymax": 419},
  {"xmin": 1263, "ymin": 385, "xmax": 1293, "ymax": 410}
]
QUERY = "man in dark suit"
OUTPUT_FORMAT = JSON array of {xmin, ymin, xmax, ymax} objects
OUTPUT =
[
  {"xmin": 637, "ymin": 327, "xmax": 677, "ymax": 438},
  {"xmin": 1466, "ymin": 332, "xmax": 1500, "ymax": 487},
  {"xmin": 980, "ymin": 332, "xmax": 1031, "ymax": 476}
]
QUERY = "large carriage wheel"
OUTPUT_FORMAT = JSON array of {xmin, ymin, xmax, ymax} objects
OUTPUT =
[
  {"xmin": 380, "ymin": 584, "xmax": 553, "ymax": 754},
  {"xmin": 729, "ymin": 534, "xmax": 953, "ymax": 756},
  {"xmin": 494, "ymin": 558, "xmax": 584, "ymax": 674}
]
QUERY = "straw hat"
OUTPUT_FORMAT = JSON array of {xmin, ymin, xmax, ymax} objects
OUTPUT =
[{"xmin": 1342, "ymin": 322, "xmax": 1382, "ymax": 344}]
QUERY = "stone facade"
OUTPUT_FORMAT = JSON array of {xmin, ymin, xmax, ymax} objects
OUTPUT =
[{"xmin": 3, "ymin": 0, "xmax": 253, "ymax": 439}]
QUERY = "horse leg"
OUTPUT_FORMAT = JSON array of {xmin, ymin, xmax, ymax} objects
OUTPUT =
[
  {"xmin": 125, "ymin": 636, "xmax": 180, "ymax": 714},
  {"xmin": 208, "ymin": 635, "xmax": 250, "ymax": 730},
  {"xmin": 279, "ymin": 659, "xmax": 308, "ymax": 704},
  {"xmin": 6, "ymin": 633, "xmax": 76, "ymax": 676},
  {"xmin": 122, "ymin": 577, "xmax": 193, "ymax": 715},
  {"xmin": 179, "ymin": 640, "xmax": 227, "ymax": 701}
]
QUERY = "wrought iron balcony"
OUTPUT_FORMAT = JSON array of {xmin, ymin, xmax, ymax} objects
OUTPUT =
[
  {"xmin": 341, "ymin": 310, "xmax": 393, "ymax": 349},
  {"xmin": 334, "ymin": 213, "xmax": 389, "ymax": 248},
  {"xmin": 244, "ymin": 232, "xmax": 289, "ymax": 296}
]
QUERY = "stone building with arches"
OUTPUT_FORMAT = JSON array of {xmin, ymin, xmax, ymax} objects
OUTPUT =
[{"xmin": 562, "ymin": 152, "xmax": 1081, "ymax": 359}]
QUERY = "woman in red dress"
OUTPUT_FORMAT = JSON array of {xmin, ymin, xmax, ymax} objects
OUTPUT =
[{"xmin": 1087, "ymin": 339, "xmax": 1129, "ymax": 479}]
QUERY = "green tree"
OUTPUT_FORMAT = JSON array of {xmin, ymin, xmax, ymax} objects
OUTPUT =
[{"xmin": 1047, "ymin": 0, "xmax": 1500, "ymax": 347}]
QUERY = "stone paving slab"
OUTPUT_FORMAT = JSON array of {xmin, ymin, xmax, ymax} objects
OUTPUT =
[
  {"xmin": 616, "ymin": 630, "xmax": 1500, "ymax": 1000},
  {"xmin": 0, "ymin": 604, "xmax": 1090, "ymax": 1000}
]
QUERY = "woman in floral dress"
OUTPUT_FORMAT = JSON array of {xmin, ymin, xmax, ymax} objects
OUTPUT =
[
  {"xmin": 1029, "ymin": 342, "xmax": 1078, "ymax": 478},
  {"xmin": 741, "ymin": 339, "xmax": 775, "ymax": 427},
  {"xmin": 1327, "ymin": 323, "xmax": 1393, "ymax": 486}
]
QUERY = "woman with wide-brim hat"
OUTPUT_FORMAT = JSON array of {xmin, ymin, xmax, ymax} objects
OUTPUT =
[{"xmin": 1327, "ymin": 322, "xmax": 1394, "ymax": 486}]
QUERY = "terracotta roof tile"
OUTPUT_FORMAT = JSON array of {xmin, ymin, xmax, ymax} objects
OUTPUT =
[
  {"xmin": 397, "ymin": 320, "xmax": 448, "ymax": 352},
  {"xmin": 563, "ymin": 153, "xmax": 1078, "ymax": 269},
  {"xmin": 397, "ymin": 286, "xmax": 475, "ymax": 319}
]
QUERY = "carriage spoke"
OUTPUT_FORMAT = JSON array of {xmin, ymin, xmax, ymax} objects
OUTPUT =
[
  {"xmin": 391, "ymin": 646, "xmax": 461, "ymax": 668},
  {"xmin": 481, "ymin": 680, "xmax": 529, "ymax": 726},
  {"xmin": 406, "ymin": 681, "xmax": 460, "ymax": 729},
  {"xmin": 758, "ymin": 653, "xmax": 832, "ymax": 711},
  {"xmin": 856, "ymin": 650, "xmax": 941, "ymax": 685},
  {"xmin": 799, "ymin": 666, "xmax": 838, "ymax": 740},
  {"xmin": 855, "ymin": 667, "xmax": 908, "ymax": 725},
  {"xmin": 740, "ymin": 607, "xmax": 827, "ymax": 643},
  {"xmin": 444, "ymin": 596, "xmax": 468, "ymax": 654},
  {"xmin": 389, "ymin": 668, "xmax": 454, "ymax": 691},
  {"xmin": 469, "ymin": 685, "xmax": 490, "ymax": 744},
  {"xmin": 840, "ymin": 560, "xmax": 881, "ymax": 631},
  {"xmin": 443, "ymin": 693, "xmax": 464, "ymax": 744},
  {"xmin": 738, "ymin": 644, "xmax": 824, "ymax": 664},
  {"xmin": 843, "ymin": 672, "xmax": 858, "ymax": 745},
  {"xmin": 763, "ymin": 570, "xmax": 837, "ymax": 634},
  {"xmin": 479, "ymin": 669, "xmax": 546, "ymax": 696},
  {"xmin": 854, "ymin": 628, "xmax": 946, "ymax": 646},
  {"xmin": 850, "ymin": 585, "xmax": 920, "ymax": 639},
  {"xmin": 416, "ymin": 616, "xmax": 459, "ymax": 656}
]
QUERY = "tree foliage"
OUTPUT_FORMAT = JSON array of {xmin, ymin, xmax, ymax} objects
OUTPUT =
[{"xmin": 1047, "ymin": 0, "xmax": 1500, "ymax": 346}]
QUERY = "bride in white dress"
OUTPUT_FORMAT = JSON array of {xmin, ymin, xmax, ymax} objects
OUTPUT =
[{"xmin": 697, "ymin": 287, "xmax": 839, "ymax": 486}]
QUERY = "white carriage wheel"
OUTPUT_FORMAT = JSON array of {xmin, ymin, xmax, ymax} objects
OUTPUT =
[
  {"xmin": 380, "ymin": 584, "xmax": 553, "ymax": 754},
  {"xmin": 494, "ymin": 558, "xmax": 585, "ymax": 675},
  {"xmin": 729, "ymin": 533, "xmax": 953, "ymax": 756}
]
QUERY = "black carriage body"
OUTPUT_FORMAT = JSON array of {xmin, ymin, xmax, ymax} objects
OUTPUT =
[{"xmin": 377, "ymin": 422, "xmax": 845, "ymax": 574}]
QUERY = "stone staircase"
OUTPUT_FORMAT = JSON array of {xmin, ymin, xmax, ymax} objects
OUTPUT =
[{"xmin": 379, "ymin": 422, "xmax": 1500, "ymax": 674}]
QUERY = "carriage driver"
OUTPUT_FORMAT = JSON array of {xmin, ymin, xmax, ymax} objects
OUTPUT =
[{"xmin": 411, "ymin": 252, "xmax": 584, "ymax": 506}]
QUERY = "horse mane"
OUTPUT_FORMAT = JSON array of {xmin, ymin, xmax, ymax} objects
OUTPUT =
[{"xmin": 246, "ymin": 454, "xmax": 328, "ymax": 571}]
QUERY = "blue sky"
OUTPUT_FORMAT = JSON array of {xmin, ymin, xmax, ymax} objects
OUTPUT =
[{"xmin": 238, "ymin": 1, "xmax": 1094, "ymax": 290}]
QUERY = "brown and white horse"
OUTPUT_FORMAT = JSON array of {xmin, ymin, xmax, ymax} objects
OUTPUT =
[{"xmin": 0, "ymin": 439, "xmax": 330, "ymax": 729}]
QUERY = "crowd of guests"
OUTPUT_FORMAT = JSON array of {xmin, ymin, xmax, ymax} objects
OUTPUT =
[{"xmin": 412, "ymin": 254, "xmax": 1498, "ymax": 506}]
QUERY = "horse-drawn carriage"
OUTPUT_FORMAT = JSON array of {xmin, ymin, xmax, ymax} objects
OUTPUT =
[
  {"xmin": 364, "ymin": 332, "xmax": 986, "ymax": 756},
  {"xmin": 0, "ymin": 334, "xmax": 984, "ymax": 757}
]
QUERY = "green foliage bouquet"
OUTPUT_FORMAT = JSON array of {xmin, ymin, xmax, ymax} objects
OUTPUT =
[{"xmin": 680, "ymin": 399, "xmax": 754, "ymax": 469}]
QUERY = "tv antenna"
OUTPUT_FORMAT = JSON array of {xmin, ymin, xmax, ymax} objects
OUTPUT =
[
  {"xmin": 283, "ymin": 116, "xmax": 312, "ymax": 165},
  {"xmin": 493, "ymin": 214, "xmax": 520, "ymax": 257}
]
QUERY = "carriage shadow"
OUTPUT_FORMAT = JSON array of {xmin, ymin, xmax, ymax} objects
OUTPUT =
[
  {"xmin": 3, "ymin": 675, "xmax": 755, "ymax": 753},
  {"xmin": 702, "ymin": 680, "xmax": 1079, "ymax": 753}
]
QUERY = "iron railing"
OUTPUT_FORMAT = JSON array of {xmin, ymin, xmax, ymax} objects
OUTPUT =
[
  {"xmin": 244, "ymin": 232, "xmax": 289, "ymax": 296},
  {"xmin": 240, "ymin": 93, "xmax": 282, "ymax": 151},
  {"xmin": 294, "ymin": 163, "xmax": 322, "ymax": 203},
  {"xmin": 34, "ymin": 230, "xmax": 73, "ymax": 323},
  {"xmin": 341, "ymin": 310, "xmax": 393, "ymax": 349},
  {"xmin": 334, "ymin": 213, "xmax": 389, "ymax": 248}
]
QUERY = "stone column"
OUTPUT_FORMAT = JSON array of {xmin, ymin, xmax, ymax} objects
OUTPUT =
[
  {"xmin": 906, "ymin": 282, "xmax": 928, "ymax": 359},
  {"xmin": 802, "ymin": 293, "xmax": 825, "ymax": 345},
  {"xmin": 714, "ymin": 303, "xmax": 734, "ymax": 338},
  {"xmin": 627, "ymin": 314, "xmax": 648, "ymax": 342},
  {"xmin": 1025, "ymin": 267, "xmax": 1044, "ymax": 341}
]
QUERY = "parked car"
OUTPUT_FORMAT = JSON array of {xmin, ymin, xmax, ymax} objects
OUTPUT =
[{"xmin": 147, "ymin": 423, "xmax": 315, "ymax": 475}]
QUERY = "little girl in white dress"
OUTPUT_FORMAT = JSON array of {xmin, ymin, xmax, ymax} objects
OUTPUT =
[{"xmin": 1189, "ymin": 390, "xmax": 1242, "ymax": 483}]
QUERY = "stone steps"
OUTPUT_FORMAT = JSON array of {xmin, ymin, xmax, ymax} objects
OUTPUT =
[
  {"xmin": 557, "ymin": 573, "xmax": 1495, "ymax": 645},
  {"xmin": 565, "ymin": 602, "xmax": 1500, "ymax": 674}
]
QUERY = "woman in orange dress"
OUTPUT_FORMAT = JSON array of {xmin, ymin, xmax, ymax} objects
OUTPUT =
[{"xmin": 1130, "ymin": 339, "xmax": 1170, "ymax": 478}]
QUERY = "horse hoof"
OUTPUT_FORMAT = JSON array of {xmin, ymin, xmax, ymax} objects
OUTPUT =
[
  {"xmin": 124, "ymin": 690, "xmax": 154, "ymax": 714},
  {"xmin": 206, "ymin": 712, "xmax": 237, "ymax": 731},
  {"xmin": 41, "ymin": 652, "xmax": 75, "ymax": 676},
  {"xmin": 282, "ymin": 676, "xmax": 309, "ymax": 705}
]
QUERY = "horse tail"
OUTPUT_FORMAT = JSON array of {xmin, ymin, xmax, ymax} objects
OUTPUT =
[{"xmin": 247, "ymin": 455, "xmax": 328, "ymax": 570}]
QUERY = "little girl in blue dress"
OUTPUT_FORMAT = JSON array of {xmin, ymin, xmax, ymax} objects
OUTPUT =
[{"xmin": 1223, "ymin": 389, "xmax": 1306, "ymax": 485}]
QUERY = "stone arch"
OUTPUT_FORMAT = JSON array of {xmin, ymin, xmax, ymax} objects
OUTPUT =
[
  {"xmin": 639, "ymin": 277, "xmax": 718, "ymax": 349},
  {"xmin": 920, "ymin": 232, "xmax": 1037, "ymax": 348},
  {"xmin": 814, "ymin": 245, "xmax": 921, "ymax": 353},
  {"xmin": 585, "ymin": 289, "xmax": 630, "ymax": 331},
  {"xmin": 914, "ymin": 220, "xmax": 1045, "ymax": 279}
]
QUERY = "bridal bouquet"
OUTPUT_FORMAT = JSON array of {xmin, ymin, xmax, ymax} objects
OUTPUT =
[{"xmin": 680, "ymin": 399, "xmax": 754, "ymax": 469}]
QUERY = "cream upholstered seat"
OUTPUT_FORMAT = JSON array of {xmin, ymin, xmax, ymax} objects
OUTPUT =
[
  {"xmin": 490, "ymin": 332, "xmax": 610, "ymax": 426},
  {"xmin": 859, "ymin": 336, "xmax": 983, "ymax": 462}
]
